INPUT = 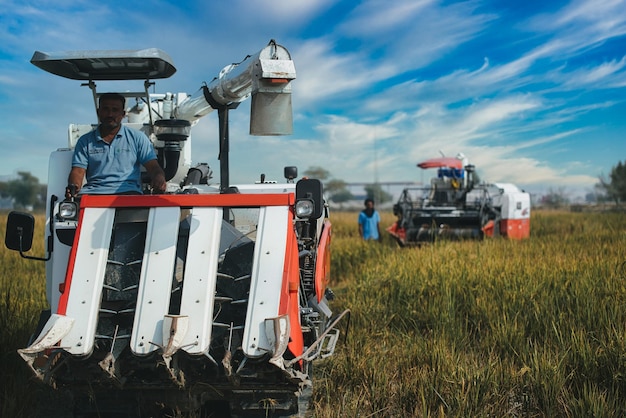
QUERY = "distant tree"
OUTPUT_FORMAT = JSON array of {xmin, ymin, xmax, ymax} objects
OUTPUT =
[
  {"xmin": 586, "ymin": 183, "xmax": 610, "ymax": 204},
  {"xmin": 6, "ymin": 171, "xmax": 45, "ymax": 209},
  {"xmin": 36, "ymin": 183, "xmax": 48, "ymax": 210},
  {"xmin": 0, "ymin": 181, "xmax": 9, "ymax": 198},
  {"xmin": 303, "ymin": 166, "xmax": 331, "ymax": 181},
  {"xmin": 329, "ymin": 189, "xmax": 354, "ymax": 204},
  {"xmin": 597, "ymin": 161, "xmax": 626, "ymax": 205},
  {"xmin": 325, "ymin": 179, "xmax": 354, "ymax": 203},
  {"xmin": 364, "ymin": 183, "xmax": 393, "ymax": 204},
  {"xmin": 540, "ymin": 187, "xmax": 569, "ymax": 208},
  {"xmin": 304, "ymin": 167, "xmax": 354, "ymax": 203}
]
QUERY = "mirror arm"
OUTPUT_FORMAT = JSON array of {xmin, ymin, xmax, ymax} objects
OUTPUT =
[
  {"xmin": 17, "ymin": 194, "xmax": 57, "ymax": 262},
  {"xmin": 19, "ymin": 231, "xmax": 51, "ymax": 261}
]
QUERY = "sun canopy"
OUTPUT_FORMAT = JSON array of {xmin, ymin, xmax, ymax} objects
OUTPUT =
[
  {"xmin": 417, "ymin": 157, "xmax": 464, "ymax": 170},
  {"xmin": 30, "ymin": 49, "xmax": 176, "ymax": 81}
]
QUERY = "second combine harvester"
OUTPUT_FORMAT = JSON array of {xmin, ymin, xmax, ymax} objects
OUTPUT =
[{"xmin": 387, "ymin": 154, "xmax": 531, "ymax": 246}]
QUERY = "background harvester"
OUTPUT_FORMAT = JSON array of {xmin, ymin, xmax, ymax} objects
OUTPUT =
[
  {"xmin": 387, "ymin": 155, "xmax": 530, "ymax": 246},
  {"xmin": 4, "ymin": 40, "xmax": 349, "ymax": 417}
]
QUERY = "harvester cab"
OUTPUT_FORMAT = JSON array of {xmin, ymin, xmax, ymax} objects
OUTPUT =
[
  {"xmin": 5, "ymin": 41, "xmax": 349, "ymax": 417},
  {"xmin": 388, "ymin": 155, "xmax": 530, "ymax": 246}
]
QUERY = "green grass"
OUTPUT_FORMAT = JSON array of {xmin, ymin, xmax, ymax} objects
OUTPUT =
[{"xmin": 2, "ymin": 210, "xmax": 626, "ymax": 417}]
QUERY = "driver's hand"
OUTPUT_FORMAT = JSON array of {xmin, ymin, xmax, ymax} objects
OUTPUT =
[
  {"xmin": 151, "ymin": 174, "xmax": 167, "ymax": 194},
  {"xmin": 65, "ymin": 184, "xmax": 79, "ymax": 199}
]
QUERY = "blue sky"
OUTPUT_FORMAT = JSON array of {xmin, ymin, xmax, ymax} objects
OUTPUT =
[{"xmin": 1, "ymin": 0, "xmax": 625, "ymax": 199}]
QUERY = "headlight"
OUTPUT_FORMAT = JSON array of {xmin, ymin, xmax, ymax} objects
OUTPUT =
[
  {"xmin": 295, "ymin": 199, "xmax": 314, "ymax": 218},
  {"xmin": 59, "ymin": 201, "xmax": 78, "ymax": 220}
]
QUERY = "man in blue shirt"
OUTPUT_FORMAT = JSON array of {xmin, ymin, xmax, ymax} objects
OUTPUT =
[
  {"xmin": 358, "ymin": 198, "xmax": 382, "ymax": 241},
  {"xmin": 66, "ymin": 93, "xmax": 166, "ymax": 197}
]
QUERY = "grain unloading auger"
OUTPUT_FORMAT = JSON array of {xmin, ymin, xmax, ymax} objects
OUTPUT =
[
  {"xmin": 4, "ymin": 40, "xmax": 350, "ymax": 417},
  {"xmin": 387, "ymin": 155, "xmax": 530, "ymax": 246}
]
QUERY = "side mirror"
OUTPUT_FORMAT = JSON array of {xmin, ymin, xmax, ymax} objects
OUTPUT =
[{"xmin": 5, "ymin": 211, "xmax": 35, "ymax": 252}]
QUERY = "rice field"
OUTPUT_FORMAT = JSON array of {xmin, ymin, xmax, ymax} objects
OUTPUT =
[
  {"xmin": 312, "ymin": 210, "xmax": 626, "ymax": 417},
  {"xmin": 1, "ymin": 209, "xmax": 625, "ymax": 417}
]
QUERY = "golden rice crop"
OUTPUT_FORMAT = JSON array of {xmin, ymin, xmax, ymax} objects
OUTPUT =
[
  {"xmin": 313, "ymin": 210, "xmax": 626, "ymax": 417},
  {"xmin": 1, "ymin": 209, "xmax": 625, "ymax": 417}
]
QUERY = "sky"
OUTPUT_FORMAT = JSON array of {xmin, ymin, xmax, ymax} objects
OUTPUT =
[{"xmin": 1, "ymin": 0, "xmax": 625, "ymax": 200}]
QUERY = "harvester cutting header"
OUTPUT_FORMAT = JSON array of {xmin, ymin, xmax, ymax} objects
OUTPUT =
[
  {"xmin": 5, "ymin": 40, "xmax": 348, "ymax": 417},
  {"xmin": 387, "ymin": 154, "xmax": 530, "ymax": 246}
]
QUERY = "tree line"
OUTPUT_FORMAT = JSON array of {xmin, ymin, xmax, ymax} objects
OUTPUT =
[
  {"xmin": 303, "ymin": 166, "xmax": 393, "ymax": 205},
  {"xmin": 1, "ymin": 161, "xmax": 625, "ymax": 211},
  {"xmin": 597, "ymin": 160, "xmax": 626, "ymax": 204},
  {"xmin": 0, "ymin": 171, "xmax": 47, "ymax": 210}
]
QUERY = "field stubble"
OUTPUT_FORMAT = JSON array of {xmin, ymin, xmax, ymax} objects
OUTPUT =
[{"xmin": 1, "ymin": 210, "xmax": 625, "ymax": 417}]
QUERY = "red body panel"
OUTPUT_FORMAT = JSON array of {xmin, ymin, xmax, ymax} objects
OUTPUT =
[
  {"xmin": 282, "ymin": 219, "xmax": 304, "ymax": 359},
  {"xmin": 315, "ymin": 220, "xmax": 332, "ymax": 303},
  {"xmin": 500, "ymin": 218, "xmax": 530, "ymax": 239},
  {"xmin": 79, "ymin": 193, "xmax": 295, "ymax": 208},
  {"xmin": 482, "ymin": 220, "xmax": 495, "ymax": 237},
  {"xmin": 56, "ymin": 208, "xmax": 88, "ymax": 315}
]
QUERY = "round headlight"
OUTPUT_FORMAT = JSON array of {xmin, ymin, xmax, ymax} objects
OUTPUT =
[
  {"xmin": 59, "ymin": 202, "xmax": 78, "ymax": 219},
  {"xmin": 295, "ymin": 199, "xmax": 314, "ymax": 218}
]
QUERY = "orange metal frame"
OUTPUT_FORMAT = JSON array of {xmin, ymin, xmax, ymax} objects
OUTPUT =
[
  {"xmin": 58, "ymin": 192, "xmax": 296, "ymax": 315},
  {"xmin": 78, "ymin": 193, "xmax": 295, "ymax": 208}
]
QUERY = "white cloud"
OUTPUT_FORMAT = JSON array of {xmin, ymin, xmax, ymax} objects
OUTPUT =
[
  {"xmin": 291, "ymin": 39, "xmax": 395, "ymax": 106},
  {"xmin": 338, "ymin": 0, "xmax": 495, "ymax": 71},
  {"xmin": 0, "ymin": 0, "xmax": 624, "ymax": 195},
  {"xmin": 559, "ymin": 56, "xmax": 626, "ymax": 88},
  {"xmin": 239, "ymin": 0, "xmax": 337, "ymax": 21}
]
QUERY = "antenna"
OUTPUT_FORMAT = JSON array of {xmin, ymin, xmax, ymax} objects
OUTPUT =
[{"xmin": 373, "ymin": 128, "xmax": 380, "ymax": 203}]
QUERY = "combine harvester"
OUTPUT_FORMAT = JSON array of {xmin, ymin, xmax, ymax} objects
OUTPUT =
[
  {"xmin": 387, "ymin": 154, "xmax": 530, "ymax": 246},
  {"xmin": 4, "ymin": 40, "xmax": 349, "ymax": 417}
]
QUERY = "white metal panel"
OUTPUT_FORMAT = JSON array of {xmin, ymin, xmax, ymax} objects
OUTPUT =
[
  {"xmin": 232, "ymin": 183, "xmax": 295, "ymax": 194},
  {"xmin": 61, "ymin": 208, "xmax": 115, "ymax": 356},
  {"xmin": 242, "ymin": 206, "xmax": 289, "ymax": 357},
  {"xmin": 178, "ymin": 207, "xmax": 223, "ymax": 354},
  {"xmin": 46, "ymin": 149, "xmax": 74, "ymax": 311},
  {"xmin": 131, "ymin": 207, "xmax": 181, "ymax": 355},
  {"xmin": 48, "ymin": 223, "xmax": 75, "ymax": 314},
  {"xmin": 501, "ymin": 192, "xmax": 531, "ymax": 220}
]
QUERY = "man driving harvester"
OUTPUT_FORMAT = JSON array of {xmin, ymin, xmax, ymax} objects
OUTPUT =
[{"xmin": 65, "ymin": 92, "xmax": 166, "ymax": 198}]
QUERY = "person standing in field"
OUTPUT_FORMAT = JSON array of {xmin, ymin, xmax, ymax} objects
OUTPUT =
[{"xmin": 358, "ymin": 198, "xmax": 382, "ymax": 242}]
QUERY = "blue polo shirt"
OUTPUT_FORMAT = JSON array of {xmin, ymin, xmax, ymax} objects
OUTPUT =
[
  {"xmin": 358, "ymin": 210, "xmax": 381, "ymax": 240},
  {"xmin": 72, "ymin": 125, "xmax": 157, "ymax": 194}
]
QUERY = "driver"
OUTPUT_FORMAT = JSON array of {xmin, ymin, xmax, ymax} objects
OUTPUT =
[{"xmin": 65, "ymin": 92, "xmax": 166, "ymax": 198}]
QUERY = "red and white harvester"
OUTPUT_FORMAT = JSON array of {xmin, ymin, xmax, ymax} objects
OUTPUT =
[
  {"xmin": 5, "ymin": 40, "xmax": 348, "ymax": 417},
  {"xmin": 387, "ymin": 155, "xmax": 530, "ymax": 246}
]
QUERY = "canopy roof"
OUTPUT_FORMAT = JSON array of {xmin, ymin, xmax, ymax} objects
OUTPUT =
[
  {"xmin": 417, "ymin": 157, "xmax": 464, "ymax": 169},
  {"xmin": 30, "ymin": 48, "xmax": 176, "ymax": 80}
]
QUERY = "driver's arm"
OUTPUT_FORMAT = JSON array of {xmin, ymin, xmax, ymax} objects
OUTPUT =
[
  {"xmin": 144, "ymin": 159, "xmax": 166, "ymax": 193},
  {"xmin": 66, "ymin": 167, "xmax": 86, "ymax": 198}
]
